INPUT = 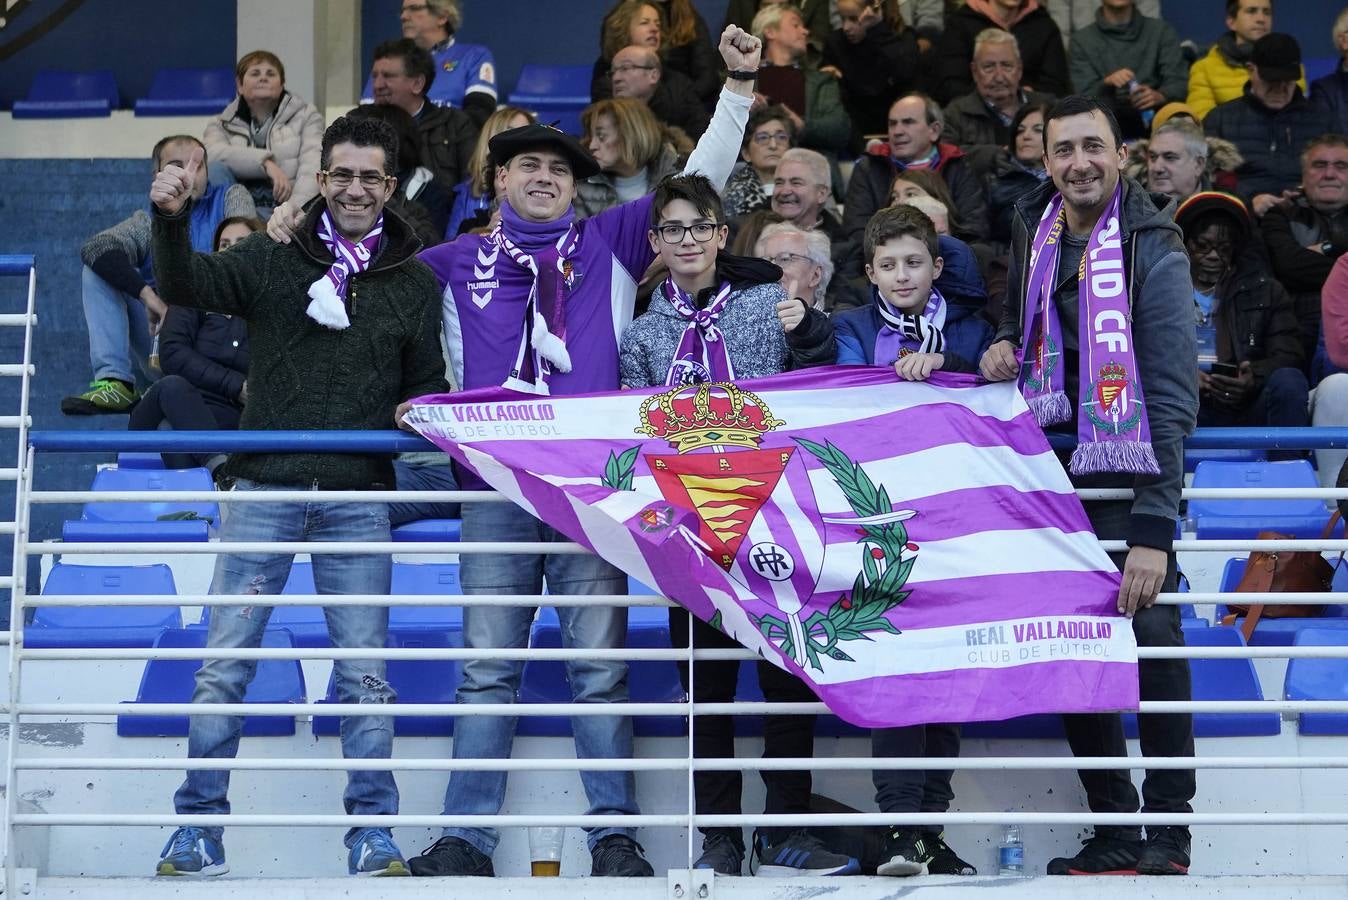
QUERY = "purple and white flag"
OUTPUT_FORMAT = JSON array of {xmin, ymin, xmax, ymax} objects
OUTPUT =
[{"xmin": 404, "ymin": 367, "xmax": 1138, "ymax": 728}]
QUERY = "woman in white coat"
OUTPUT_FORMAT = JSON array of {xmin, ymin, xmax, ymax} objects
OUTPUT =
[{"xmin": 203, "ymin": 50, "xmax": 324, "ymax": 215}]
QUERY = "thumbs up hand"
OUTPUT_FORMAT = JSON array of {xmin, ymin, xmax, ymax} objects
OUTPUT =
[{"xmin": 150, "ymin": 145, "xmax": 204, "ymax": 215}]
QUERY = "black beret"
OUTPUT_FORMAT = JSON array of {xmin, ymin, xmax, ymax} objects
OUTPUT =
[{"xmin": 489, "ymin": 122, "xmax": 601, "ymax": 180}]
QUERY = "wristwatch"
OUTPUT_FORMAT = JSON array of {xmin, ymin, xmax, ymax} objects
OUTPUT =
[{"xmin": 1322, "ymin": 241, "xmax": 1336, "ymax": 255}]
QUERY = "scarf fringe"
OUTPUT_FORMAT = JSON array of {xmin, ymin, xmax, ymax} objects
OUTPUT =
[
  {"xmin": 1069, "ymin": 440, "xmax": 1162, "ymax": 477},
  {"xmin": 1027, "ymin": 391, "xmax": 1073, "ymax": 428},
  {"xmin": 305, "ymin": 279, "xmax": 351, "ymax": 330},
  {"xmin": 531, "ymin": 310, "xmax": 572, "ymax": 373}
]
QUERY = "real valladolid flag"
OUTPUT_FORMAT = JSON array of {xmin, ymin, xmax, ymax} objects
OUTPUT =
[{"xmin": 405, "ymin": 367, "xmax": 1139, "ymax": 728}]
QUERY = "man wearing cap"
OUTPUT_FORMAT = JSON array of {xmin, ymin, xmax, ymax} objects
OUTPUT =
[
  {"xmin": 1187, "ymin": 0, "xmax": 1304, "ymax": 120},
  {"xmin": 1203, "ymin": 33, "xmax": 1328, "ymax": 211},
  {"xmin": 405, "ymin": 26, "xmax": 763, "ymax": 879},
  {"xmin": 1177, "ymin": 191, "xmax": 1308, "ymax": 447}
]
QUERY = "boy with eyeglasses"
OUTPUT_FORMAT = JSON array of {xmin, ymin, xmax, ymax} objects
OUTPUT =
[{"xmin": 619, "ymin": 173, "xmax": 846, "ymax": 877}]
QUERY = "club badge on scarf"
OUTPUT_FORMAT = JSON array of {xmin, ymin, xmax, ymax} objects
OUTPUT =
[
  {"xmin": 306, "ymin": 210, "xmax": 384, "ymax": 330},
  {"xmin": 872, "ymin": 286, "xmax": 947, "ymax": 367},
  {"xmin": 663, "ymin": 279, "xmax": 736, "ymax": 386},
  {"xmin": 1019, "ymin": 185, "xmax": 1158, "ymax": 476}
]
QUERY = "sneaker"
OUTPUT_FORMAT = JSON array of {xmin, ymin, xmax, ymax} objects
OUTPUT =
[
  {"xmin": 876, "ymin": 828, "xmax": 928, "ymax": 877},
  {"xmin": 921, "ymin": 832, "xmax": 977, "ymax": 875},
  {"xmin": 408, "ymin": 836, "xmax": 495, "ymax": 877},
  {"xmin": 348, "ymin": 827, "xmax": 409, "ymax": 877},
  {"xmin": 156, "ymin": 826, "xmax": 228, "ymax": 877},
  {"xmin": 1136, "ymin": 826, "xmax": 1190, "ymax": 875},
  {"xmin": 590, "ymin": 834, "xmax": 654, "ymax": 876},
  {"xmin": 694, "ymin": 831, "xmax": 744, "ymax": 875},
  {"xmin": 61, "ymin": 378, "xmax": 136, "ymax": 415},
  {"xmin": 755, "ymin": 829, "xmax": 860, "ymax": 877},
  {"xmin": 1047, "ymin": 832, "xmax": 1143, "ymax": 875}
]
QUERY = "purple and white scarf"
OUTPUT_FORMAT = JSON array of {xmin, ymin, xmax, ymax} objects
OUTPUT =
[
  {"xmin": 1020, "ymin": 184, "xmax": 1159, "ymax": 475},
  {"xmin": 493, "ymin": 203, "xmax": 582, "ymax": 394},
  {"xmin": 663, "ymin": 279, "xmax": 735, "ymax": 386},
  {"xmin": 306, "ymin": 209, "xmax": 384, "ymax": 330},
  {"xmin": 872, "ymin": 286, "xmax": 947, "ymax": 367}
]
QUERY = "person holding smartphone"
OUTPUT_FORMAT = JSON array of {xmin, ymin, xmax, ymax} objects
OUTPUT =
[{"xmin": 1177, "ymin": 191, "xmax": 1309, "ymax": 455}]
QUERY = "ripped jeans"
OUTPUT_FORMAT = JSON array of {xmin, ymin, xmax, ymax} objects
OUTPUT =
[{"xmin": 172, "ymin": 478, "xmax": 398, "ymax": 847}]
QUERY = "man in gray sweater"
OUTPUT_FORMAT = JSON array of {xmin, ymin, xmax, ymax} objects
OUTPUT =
[{"xmin": 1067, "ymin": 0, "xmax": 1187, "ymax": 139}]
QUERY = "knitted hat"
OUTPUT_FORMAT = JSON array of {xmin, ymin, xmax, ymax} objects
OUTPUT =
[{"xmin": 1174, "ymin": 191, "xmax": 1252, "ymax": 244}]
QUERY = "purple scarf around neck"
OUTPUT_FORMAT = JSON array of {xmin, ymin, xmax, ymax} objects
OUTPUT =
[
  {"xmin": 1019, "ymin": 184, "xmax": 1159, "ymax": 476},
  {"xmin": 662, "ymin": 278, "xmax": 735, "ymax": 386},
  {"xmin": 305, "ymin": 208, "xmax": 384, "ymax": 330},
  {"xmin": 493, "ymin": 201, "xmax": 582, "ymax": 394},
  {"xmin": 872, "ymin": 286, "xmax": 947, "ymax": 367}
]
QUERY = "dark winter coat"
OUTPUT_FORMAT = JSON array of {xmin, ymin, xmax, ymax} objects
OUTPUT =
[
  {"xmin": 417, "ymin": 102, "xmax": 479, "ymax": 194},
  {"xmin": 1208, "ymin": 253, "xmax": 1305, "ymax": 389},
  {"xmin": 159, "ymin": 307, "xmax": 250, "ymax": 406},
  {"xmin": 1202, "ymin": 86, "xmax": 1328, "ymax": 200},
  {"xmin": 935, "ymin": 4, "xmax": 1070, "ymax": 104},
  {"xmin": 820, "ymin": 20, "xmax": 921, "ymax": 139},
  {"xmin": 1261, "ymin": 198, "xmax": 1348, "ymax": 361},
  {"xmin": 941, "ymin": 89, "xmax": 1056, "ymax": 177},
  {"xmin": 842, "ymin": 143, "xmax": 991, "ymax": 244}
]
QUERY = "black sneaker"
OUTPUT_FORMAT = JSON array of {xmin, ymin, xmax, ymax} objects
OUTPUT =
[
  {"xmin": 921, "ymin": 832, "xmax": 977, "ymax": 875},
  {"xmin": 1136, "ymin": 826, "xmax": 1190, "ymax": 875},
  {"xmin": 694, "ymin": 831, "xmax": 744, "ymax": 875},
  {"xmin": 755, "ymin": 829, "xmax": 860, "ymax": 877},
  {"xmin": 876, "ymin": 828, "xmax": 928, "ymax": 876},
  {"xmin": 1047, "ymin": 832, "xmax": 1143, "ymax": 875},
  {"xmin": 590, "ymin": 834, "xmax": 654, "ymax": 876},
  {"xmin": 407, "ymin": 836, "xmax": 495, "ymax": 877}
]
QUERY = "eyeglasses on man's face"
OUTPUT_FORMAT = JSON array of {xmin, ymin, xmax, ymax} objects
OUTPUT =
[
  {"xmin": 401, "ymin": 3, "xmax": 430, "ymax": 13},
  {"xmin": 656, "ymin": 222, "xmax": 722, "ymax": 244},
  {"xmin": 610, "ymin": 64, "xmax": 656, "ymax": 76},
  {"xmin": 764, "ymin": 252, "xmax": 811, "ymax": 268},
  {"xmin": 320, "ymin": 169, "xmax": 392, "ymax": 189}
]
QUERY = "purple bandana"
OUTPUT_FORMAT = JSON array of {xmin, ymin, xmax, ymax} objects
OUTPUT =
[
  {"xmin": 663, "ymin": 279, "xmax": 735, "ymax": 385},
  {"xmin": 306, "ymin": 209, "xmax": 384, "ymax": 330},
  {"xmin": 1020, "ymin": 184, "xmax": 1159, "ymax": 475},
  {"xmin": 872, "ymin": 286, "xmax": 947, "ymax": 367}
]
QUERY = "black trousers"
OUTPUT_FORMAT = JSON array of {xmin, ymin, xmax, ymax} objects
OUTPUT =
[
  {"xmin": 1062, "ymin": 501, "xmax": 1196, "ymax": 837},
  {"xmin": 669, "ymin": 610, "xmax": 818, "ymax": 846},
  {"xmin": 869, "ymin": 723, "xmax": 961, "ymax": 833},
  {"xmin": 128, "ymin": 375, "xmax": 240, "ymax": 469}
]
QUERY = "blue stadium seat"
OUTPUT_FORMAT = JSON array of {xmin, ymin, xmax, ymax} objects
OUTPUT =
[
  {"xmin": 117, "ymin": 452, "xmax": 166, "ymax": 470},
  {"xmin": 1123, "ymin": 625, "xmax": 1279, "ymax": 737},
  {"xmin": 117, "ymin": 627, "xmax": 304, "ymax": 737},
  {"xmin": 507, "ymin": 65, "xmax": 592, "ymax": 136},
  {"xmin": 1190, "ymin": 460, "xmax": 1332, "ymax": 540},
  {"xmin": 81, "ymin": 466, "xmax": 219, "ymax": 526},
  {"xmin": 1184, "ymin": 447, "xmax": 1265, "ymax": 473},
  {"xmin": 1175, "ymin": 572, "xmax": 1199, "ymax": 622},
  {"xmin": 391, "ymin": 518, "xmax": 462, "ymax": 542},
  {"xmin": 312, "ymin": 630, "xmax": 461, "ymax": 736},
  {"xmin": 389, "ymin": 561, "xmax": 462, "ymax": 634},
  {"xmin": 12, "ymin": 70, "xmax": 119, "ymax": 118},
  {"xmin": 27, "ymin": 563, "xmax": 180, "ymax": 648},
  {"xmin": 1284, "ymin": 628, "xmax": 1348, "ymax": 735},
  {"xmin": 134, "ymin": 67, "xmax": 235, "ymax": 116},
  {"xmin": 1215, "ymin": 557, "xmax": 1348, "ymax": 645},
  {"xmin": 61, "ymin": 520, "xmax": 211, "ymax": 542},
  {"xmin": 520, "ymin": 606, "xmax": 686, "ymax": 736}
]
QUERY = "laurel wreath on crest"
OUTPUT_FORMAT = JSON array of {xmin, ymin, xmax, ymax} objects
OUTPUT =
[
  {"xmin": 1085, "ymin": 379, "xmax": 1144, "ymax": 435},
  {"xmin": 1023, "ymin": 333, "xmax": 1059, "ymax": 392},
  {"xmin": 601, "ymin": 446, "xmax": 639, "ymax": 491},
  {"xmin": 751, "ymin": 438, "xmax": 915, "ymax": 671}
]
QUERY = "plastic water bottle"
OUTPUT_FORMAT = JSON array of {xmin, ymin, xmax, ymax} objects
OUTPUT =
[
  {"xmin": 149, "ymin": 335, "xmax": 160, "ymax": 371},
  {"xmin": 998, "ymin": 823, "xmax": 1024, "ymax": 875},
  {"xmin": 1127, "ymin": 79, "xmax": 1156, "ymax": 129}
]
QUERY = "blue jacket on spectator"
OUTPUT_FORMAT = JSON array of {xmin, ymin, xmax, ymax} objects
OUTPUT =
[{"xmin": 834, "ymin": 235, "xmax": 994, "ymax": 372}]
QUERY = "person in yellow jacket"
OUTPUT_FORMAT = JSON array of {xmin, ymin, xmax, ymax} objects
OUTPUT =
[{"xmin": 1188, "ymin": 0, "xmax": 1304, "ymax": 119}]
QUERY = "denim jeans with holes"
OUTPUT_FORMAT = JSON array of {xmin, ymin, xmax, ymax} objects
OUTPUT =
[{"xmin": 172, "ymin": 478, "xmax": 398, "ymax": 848}]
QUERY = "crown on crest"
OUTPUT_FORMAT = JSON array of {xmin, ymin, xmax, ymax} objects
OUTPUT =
[
  {"xmin": 636, "ymin": 383, "xmax": 785, "ymax": 453},
  {"xmin": 1098, "ymin": 361, "xmax": 1128, "ymax": 383}
]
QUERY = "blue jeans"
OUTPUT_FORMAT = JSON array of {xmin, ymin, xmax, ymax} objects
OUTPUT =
[
  {"xmin": 173, "ymin": 478, "xmax": 398, "ymax": 847},
  {"xmin": 441, "ymin": 501, "xmax": 637, "ymax": 854},
  {"xmin": 389, "ymin": 458, "xmax": 461, "ymax": 526},
  {"xmin": 82, "ymin": 265, "xmax": 155, "ymax": 387}
]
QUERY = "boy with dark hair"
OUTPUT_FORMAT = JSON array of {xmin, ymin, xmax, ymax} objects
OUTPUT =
[
  {"xmin": 619, "ymin": 173, "xmax": 847, "ymax": 877},
  {"xmin": 835, "ymin": 205, "xmax": 993, "ymax": 384}
]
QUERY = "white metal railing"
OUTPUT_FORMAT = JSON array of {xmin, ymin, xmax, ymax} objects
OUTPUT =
[{"xmin": 7, "ymin": 424, "xmax": 1348, "ymax": 888}]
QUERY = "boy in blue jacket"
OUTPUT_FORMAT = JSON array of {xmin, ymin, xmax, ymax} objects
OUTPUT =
[{"xmin": 835, "ymin": 206, "xmax": 993, "ymax": 381}]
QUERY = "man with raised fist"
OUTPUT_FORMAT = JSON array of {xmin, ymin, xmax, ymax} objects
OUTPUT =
[{"xmin": 147, "ymin": 115, "xmax": 449, "ymax": 879}]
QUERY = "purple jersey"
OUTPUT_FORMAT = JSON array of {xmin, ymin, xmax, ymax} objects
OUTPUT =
[{"xmin": 420, "ymin": 195, "xmax": 657, "ymax": 395}]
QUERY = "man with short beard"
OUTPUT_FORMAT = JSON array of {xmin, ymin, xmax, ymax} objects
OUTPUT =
[{"xmin": 943, "ymin": 28, "xmax": 1056, "ymax": 175}]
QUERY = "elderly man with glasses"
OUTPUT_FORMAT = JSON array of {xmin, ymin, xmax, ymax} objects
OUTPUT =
[{"xmin": 609, "ymin": 44, "xmax": 710, "ymax": 139}]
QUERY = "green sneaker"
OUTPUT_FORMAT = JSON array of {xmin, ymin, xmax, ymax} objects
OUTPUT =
[{"xmin": 61, "ymin": 379, "xmax": 137, "ymax": 415}]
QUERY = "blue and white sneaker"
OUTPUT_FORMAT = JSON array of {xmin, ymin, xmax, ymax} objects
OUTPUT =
[
  {"xmin": 755, "ymin": 829, "xmax": 860, "ymax": 877},
  {"xmin": 349, "ymin": 827, "xmax": 410, "ymax": 877},
  {"xmin": 156, "ymin": 826, "xmax": 228, "ymax": 877}
]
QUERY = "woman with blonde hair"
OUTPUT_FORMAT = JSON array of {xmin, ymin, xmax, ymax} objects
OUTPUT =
[
  {"xmin": 592, "ymin": 0, "xmax": 719, "ymax": 107},
  {"xmin": 444, "ymin": 106, "xmax": 536, "ymax": 238},
  {"xmin": 575, "ymin": 98, "xmax": 685, "ymax": 218}
]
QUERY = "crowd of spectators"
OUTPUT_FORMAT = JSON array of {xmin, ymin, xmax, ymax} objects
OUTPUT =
[{"xmin": 45, "ymin": 0, "xmax": 1348, "ymax": 884}]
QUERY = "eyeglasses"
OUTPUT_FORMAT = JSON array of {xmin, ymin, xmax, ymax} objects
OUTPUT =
[
  {"xmin": 320, "ymin": 170, "xmax": 392, "ymax": 189},
  {"xmin": 752, "ymin": 131, "xmax": 791, "ymax": 146},
  {"xmin": 657, "ymin": 222, "xmax": 722, "ymax": 244},
  {"xmin": 401, "ymin": 3, "xmax": 430, "ymax": 12},
  {"xmin": 610, "ymin": 64, "xmax": 656, "ymax": 76},
  {"xmin": 763, "ymin": 252, "xmax": 812, "ymax": 268}
]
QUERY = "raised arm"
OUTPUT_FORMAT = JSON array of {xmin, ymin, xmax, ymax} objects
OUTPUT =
[{"xmin": 681, "ymin": 25, "xmax": 760, "ymax": 190}]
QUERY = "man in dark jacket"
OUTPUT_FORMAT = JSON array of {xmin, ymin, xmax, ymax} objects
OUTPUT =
[
  {"xmin": 370, "ymin": 37, "xmax": 479, "ymax": 193},
  {"xmin": 843, "ymin": 93, "xmax": 991, "ymax": 245},
  {"xmin": 980, "ymin": 95, "xmax": 1198, "ymax": 877},
  {"xmin": 1177, "ymin": 191, "xmax": 1308, "ymax": 447},
  {"xmin": 609, "ymin": 45, "xmax": 709, "ymax": 140},
  {"xmin": 145, "ymin": 115, "xmax": 450, "ymax": 879},
  {"xmin": 1311, "ymin": 9, "xmax": 1348, "ymax": 134},
  {"xmin": 1262, "ymin": 135, "xmax": 1348, "ymax": 361},
  {"xmin": 1203, "ymin": 33, "xmax": 1327, "ymax": 209},
  {"xmin": 935, "ymin": 0, "xmax": 1070, "ymax": 104}
]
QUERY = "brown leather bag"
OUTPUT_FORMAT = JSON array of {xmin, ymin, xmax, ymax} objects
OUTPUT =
[{"xmin": 1221, "ymin": 511, "xmax": 1342, "ymax": 642}]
